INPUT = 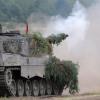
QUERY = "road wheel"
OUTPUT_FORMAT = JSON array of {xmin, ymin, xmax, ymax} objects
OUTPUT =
[
  {"xmin": 17, "ymin": 79, "xmax": 24, "ymax": 96},
  {"xmin": 5, "ymin": 69, "xmax": 12, "ymax": 86},
  {"xmin": 32, "ymin": 80, "xmax": 39, "ymax": 96},
  {"xmin": 46, "ymin": 81, "xmax": 52, "ymax": 95},
  {"xmin": 9, "ymin": 79, "xmax": 17, "ymax": 96},
  {"xmin": 25, "ymin": 80, "xmax": 32, "ymax": 96},
  {"xmin": 39, "ymin": 79, "xmax": 46, "ymax": 96}
]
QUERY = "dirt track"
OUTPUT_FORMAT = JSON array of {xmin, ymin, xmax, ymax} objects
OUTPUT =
[{"xmin": 1, "ymin": 95, "xmax": 100, "ymax": 100}]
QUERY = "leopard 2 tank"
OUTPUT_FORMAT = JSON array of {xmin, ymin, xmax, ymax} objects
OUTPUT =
[{"xmin": 0, "ymin": 25, "xmax": 68, "ymax": 97}]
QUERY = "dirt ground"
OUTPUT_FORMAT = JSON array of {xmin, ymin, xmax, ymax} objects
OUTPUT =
[{"xmin": 1, "ymin": 95, "xmax": 100, "ymax": 100}]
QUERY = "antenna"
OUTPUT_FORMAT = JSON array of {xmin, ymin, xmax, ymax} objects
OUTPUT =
[{"xmin": 25, "ymin": 22, "xmax": 28, "ymax": 34}]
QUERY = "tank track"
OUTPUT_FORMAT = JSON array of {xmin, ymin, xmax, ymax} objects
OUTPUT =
[{"xmin": 0, "ymin": 67, "xmax": 64, "ymax": 97}]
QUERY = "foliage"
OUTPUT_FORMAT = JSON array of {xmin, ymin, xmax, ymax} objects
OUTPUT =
[
  {"xmin": 45, "ymin": 56, "xmax": 79, "ymax": 94},
  {"xmin": 25, "ymin": 32, "xmax": 52, "ymax": 56},
  {"xmin": 30, "ymin": 33, "xmax": 52, "ymax": 56},
  {"xmin": 62, "ymin": 60, "xmax": 79, "ymax": 94},
  {"xmin": 23, "ymin": 32, "xmax": 68, "ymax": 56},
  {"xmin": 47, "ymin": 33, "xmax": 68, "ymax": 45}
]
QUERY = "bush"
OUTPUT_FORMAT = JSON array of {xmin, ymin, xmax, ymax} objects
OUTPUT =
[
  {"xmin": 45, "ymin": 56, "xmax": 79, "ymax": 94},
  {"xmin": 23, "ymin": 32, "xmax": 52, "ymax": 56}
]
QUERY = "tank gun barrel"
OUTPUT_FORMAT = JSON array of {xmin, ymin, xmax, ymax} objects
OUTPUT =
[
  {"xmin": 47, "ymin": 33, "xmax": 68, "ymax": 45},
  {"xmin": 65, "ymin": 34, "xmax": 69, "ymax": 38}
]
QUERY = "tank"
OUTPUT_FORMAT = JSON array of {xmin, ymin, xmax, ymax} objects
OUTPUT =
[{"xmin": 0, "ymin": 25, "xmax": 68, "ymax": 96}]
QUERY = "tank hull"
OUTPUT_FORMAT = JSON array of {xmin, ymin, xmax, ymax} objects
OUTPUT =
[
  {"xmin": 0, "ymin": 53, "xmax": 63, "ymax": 96},
  {"xmin": 0, "ymin": 53, "xmax": 46, "ymax": 78}
]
